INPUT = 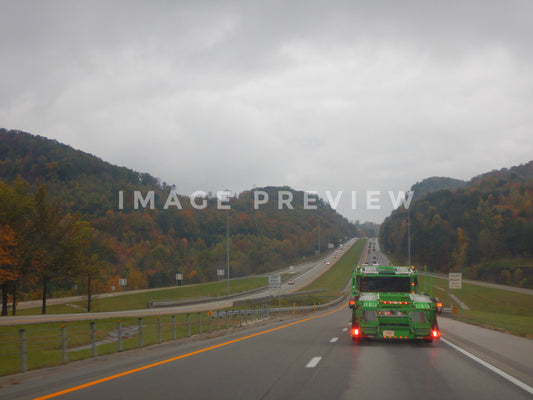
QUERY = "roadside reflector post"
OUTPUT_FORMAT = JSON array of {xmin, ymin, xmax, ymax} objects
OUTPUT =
[
  {"xmin": 138, "ymin": 318, "xmax": 143, "ymax": 348},
  {"xmin": 198, "ymin": 313, "xmax": 202, "ymax": 334},
  {"xmin": 117, "ymin": 320, "xmax": 122, "ymax": 352},
  {"xmin": 157, "ymin": 317, "xmax": 162, "ymax": 344},
  {"xmin": 172, "ymin": 315, "xmax": 176, "ymax": 340},
  {"xmin": 90, "ymin": 322, "xmax": 97, "ymax": 357},
  {"xmin": 186, "ymin": 314, "xmax": 191, "ymax": 337},
  {"xmin": 19, "ymin": 328, "xmax": 27, "ymax": 373},
  {"xmin": 453, "ymin": 306, "xmax": 458, "ymax": 316},
  {"xmin": 61, "ymin": 325, "xmax": 67, "ymax": 363}
]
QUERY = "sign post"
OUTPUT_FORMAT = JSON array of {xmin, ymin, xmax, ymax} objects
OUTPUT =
[{"xmin": 269, "ymin": 274, "xmax": 282, "ymax": 305}]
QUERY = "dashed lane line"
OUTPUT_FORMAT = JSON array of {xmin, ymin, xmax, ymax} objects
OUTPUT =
[{"xmin": 306, "ymin": 357, "xmax": 322, "ymax": 368}]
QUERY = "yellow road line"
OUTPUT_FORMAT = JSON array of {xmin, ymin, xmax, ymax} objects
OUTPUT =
[{"xmin": 32, "ymin": 303, "xmax": 347, "ymax": 400}]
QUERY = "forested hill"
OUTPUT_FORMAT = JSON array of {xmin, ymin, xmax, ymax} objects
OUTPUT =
[
  {"xmin": 0, "ymin": 129, "xmax": 359, "ymax": 302},
  {"xmin": 410, "ymin": 177, "xmax": 466, "ymax": 200},
  {"xmin": 380, "ymin": 162, "xmax": 533, "ymax": 288},
  {"xmin": 0, "ymin": 129, "xmax": 168, "ymax": 217}
]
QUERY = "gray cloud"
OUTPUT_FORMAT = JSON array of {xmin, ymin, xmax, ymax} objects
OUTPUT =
[{"xmin": 1, "ymin": 1, "xmax": 532, "ymax": 222}]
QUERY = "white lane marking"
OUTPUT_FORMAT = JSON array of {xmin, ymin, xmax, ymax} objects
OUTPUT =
[
  {"xmin": 306, "ymin": 356, "xmax": 322, "ymax": 368},
  {"xmin": 442, "ymin": 338, "xmax": 533, "ymax": 395},
  {"xmin": 342, "ymin": 328, "xmax": 348, "ymax": 332},
  {"xmin": 330, "ymin": 337, "xmax": 339, "ymax": 343}
]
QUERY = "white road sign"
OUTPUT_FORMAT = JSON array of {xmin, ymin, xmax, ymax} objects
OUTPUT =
[
  {"xmin": 449, "ymin": 273, "xmax": 462, "ymax": 289},
  {"xmin": 269, "ymin": 274, "xmax": 281, "ymax": 292}
]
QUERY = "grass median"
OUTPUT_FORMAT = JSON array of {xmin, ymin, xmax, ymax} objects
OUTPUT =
[
  {"xmin": 278, "ymin": 239, "xmax": 365, "ymax": 307},
  {"xmin": 15, "ymin": 276, "xmax": 270, "ymax": 315}
]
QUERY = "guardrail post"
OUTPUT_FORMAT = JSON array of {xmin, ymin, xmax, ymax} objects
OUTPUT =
[
  {"xmin": 187, "ymin": 314, "xmax": 191, "ymax": 337},
  {"xmin": 91, "ymin": 322, "xmax": 97, "ymax": 357},
  {"xmin": 118, "ymin": 320, "xmax": 122, "ymax": 352},
  {"xmin": 157, "ymin": 317, "xmax": 162, "ymax": 344},
  {"xmin": 138, "ymin": 318, "xmax": 143, "ymax": 348},
  {"xmin": 198, "ymin": 313, "xmax": 202, "ymax": 334},
  {"xmin": 19, "ymin": 329, "xmax": 27, "ymax": 373},
  {"xmin": 61, "ymin": 325, "xmax": 67, "ymax": 363},
  {"xmin": 172, "ymin": 315, "xmax": 176, "ymax": 340}
]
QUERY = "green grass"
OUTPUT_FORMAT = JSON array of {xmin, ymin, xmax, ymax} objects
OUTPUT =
[
  {"xmin": 16, "ymin": 276, "xmax": 269, "ymax": 315},
  {"xmin": 280, "ymin": 239, "xmax": 365, "ymax": 307},
  {"xmin": 419, "ymin": 275, "xmax": 533, "ymax": 338},
  {"xmin": 0, "ymin": 309, "xmax": 263, "ymax": 376},
  {"xmin": 303, "ymin": 240, "xmax": 365, "ymax": 295}
]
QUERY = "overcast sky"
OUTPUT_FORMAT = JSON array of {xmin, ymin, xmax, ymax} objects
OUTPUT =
[{"xmin": 1, "ymin": 1, "xmax": 532, "ymax": 223}]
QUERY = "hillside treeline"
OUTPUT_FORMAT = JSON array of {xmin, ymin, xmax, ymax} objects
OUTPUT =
[
  {"xmin": 0, "ymin": 130, "xmax": 359, "ymax": 314},
  {"xmin": 380, "ymin": 163, "xmax": 533, "ymax": 288}
]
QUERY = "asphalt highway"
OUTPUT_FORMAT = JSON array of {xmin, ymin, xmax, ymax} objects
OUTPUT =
[
  {"xmin": 1, "ymin": 303, "xmax": 531, "ymax": 400},
  {"xmin": 1, "ymin": 237, "xmax": 532, "ymax": 400}
]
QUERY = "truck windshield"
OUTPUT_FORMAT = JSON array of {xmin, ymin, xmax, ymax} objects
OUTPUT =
[{"xmin": 359, "ymin": 276, "xmax": 412, "ymax": 293}]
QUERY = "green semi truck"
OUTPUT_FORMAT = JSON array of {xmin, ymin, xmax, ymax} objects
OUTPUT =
[{"xmin": 349, "ymin": 264, "xmax": 442, "ymax": 341}]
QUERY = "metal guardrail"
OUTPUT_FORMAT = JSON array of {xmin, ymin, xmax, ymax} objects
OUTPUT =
[
  {"xmin": 5, "ymin": 307, "xmax": 272, "ymax": 376},
  {"xmin": 147, "ymin": 281, "xmax": 281, "ymax": 308},
  {"xmin": 270, "ymin": 294, "xmax": 347, "ymax": 313},
  {"xmin": 148, "ymin": 297, "xmax": 215, "ymax": 308}
]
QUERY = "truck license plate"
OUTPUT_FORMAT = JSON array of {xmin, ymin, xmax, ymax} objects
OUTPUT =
[{"xmin": 383, "ymin": 330, "xmax": 394, "ymax": 337}]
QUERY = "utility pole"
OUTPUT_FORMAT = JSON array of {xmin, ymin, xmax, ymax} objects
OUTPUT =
[
  {"xmin": 317, "ymin": 199, "xmax": 321, "ymax": 255},
  {"xmin": 407, "ymin": 191, "xmax": 412, "ymax": 267},
  {"xmin": 226, "ymin": 209, "xmax": 230, "ymax": 295}
]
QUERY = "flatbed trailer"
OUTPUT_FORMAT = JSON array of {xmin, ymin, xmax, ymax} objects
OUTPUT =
[{"xmin": 349, "ymin": 265, "xmax": 442, "ymax": 341}]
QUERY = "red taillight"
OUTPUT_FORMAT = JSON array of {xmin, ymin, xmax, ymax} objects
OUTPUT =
[
  {"xmin": 349, "ymin": 300, "xmax": 355, "ymax": 306},
  {"xmin": 436, "ymin": 302, "xmax": 443, "ymax": 308},
  {"xmin": 432, "ymin": 329, "xmax": 441, "ymax": 338},
  {"xmin": 351, "ymin": 328, "xmax": 360, "ymax": 337}
]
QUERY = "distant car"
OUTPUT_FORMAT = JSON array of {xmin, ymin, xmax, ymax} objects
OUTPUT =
[
  {"xmin": 326, "ymin": 261, "xmax": 331, "ymax": 265},
  {"xmin": 288, "ymin": 280, "xmax": 295, "ymax": 285}
]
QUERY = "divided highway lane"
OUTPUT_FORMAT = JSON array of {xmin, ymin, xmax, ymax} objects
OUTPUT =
[
  {"xmin": 1, "ymin": 239, "xmax": 358, "ymax": 325},
  {"xmin": 4, "ymin": 304, "xmax": 531, "ymax": 400}
]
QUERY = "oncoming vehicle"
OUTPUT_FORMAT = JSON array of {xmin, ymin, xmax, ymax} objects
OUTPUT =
[{"xmin": 348, "ymin": 264, "xmax": 441, "ymax": 342}]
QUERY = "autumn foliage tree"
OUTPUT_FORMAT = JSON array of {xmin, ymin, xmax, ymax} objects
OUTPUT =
[{"xmin": 380, "ymin": 164, "xmax": 533, "ymax": 287}]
